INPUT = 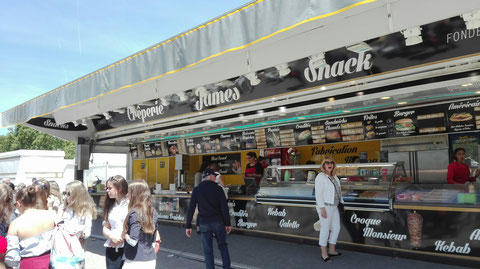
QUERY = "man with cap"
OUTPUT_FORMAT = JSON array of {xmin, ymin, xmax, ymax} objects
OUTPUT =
[{"xmin": 185, "ymin": 169, "xmax": 231, "ymax": 269}]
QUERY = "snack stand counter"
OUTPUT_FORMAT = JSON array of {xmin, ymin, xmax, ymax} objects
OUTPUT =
[{"xmin": 240, "ymin": 163, "xmax": 480, "ymax": 266}]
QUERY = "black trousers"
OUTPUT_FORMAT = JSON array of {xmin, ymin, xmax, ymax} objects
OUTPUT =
[{"xmin": 106, "ymin": 247, "xmax": 124, "ymax": 269}]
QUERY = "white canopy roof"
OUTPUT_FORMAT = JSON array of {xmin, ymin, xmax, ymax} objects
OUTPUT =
[{"xmin": 2, "ymin": 0, "xmax": 480, "ymax": 145}]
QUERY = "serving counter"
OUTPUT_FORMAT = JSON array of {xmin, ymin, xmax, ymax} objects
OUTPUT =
[{"xmin": 90, "ymin": 167, "xmax": 480, "ymax": 266}]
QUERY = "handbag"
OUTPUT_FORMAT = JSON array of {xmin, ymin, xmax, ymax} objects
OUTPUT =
[
  {"xmin": 328, "ymin": 175, "xmax": 345, "ymax": 213},
  {"xmin": 337, "ymin": 202, "xmax": 345, "ymax": 213}
]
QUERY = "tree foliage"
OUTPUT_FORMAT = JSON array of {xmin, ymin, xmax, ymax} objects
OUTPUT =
[{"xmin": 0, "ymin": 125, "xmax": 75, "ymax": 159}]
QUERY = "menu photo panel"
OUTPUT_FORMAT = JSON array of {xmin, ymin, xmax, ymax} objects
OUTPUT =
[{"xmin": 447, "ymin": 100, "xmax": 478, "ymax": 132}]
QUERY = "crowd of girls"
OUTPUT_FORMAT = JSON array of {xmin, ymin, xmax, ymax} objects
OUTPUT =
[{"xmin": 0, "ymin": 176, "xmax": 159, "ymax": 269}]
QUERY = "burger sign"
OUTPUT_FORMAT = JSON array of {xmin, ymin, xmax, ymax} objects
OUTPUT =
[{"xmin": 393, "ymin": 110, "xmax": 416, "ymax": 135}]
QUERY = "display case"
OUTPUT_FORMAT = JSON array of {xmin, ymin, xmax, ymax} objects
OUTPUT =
[
  {"xmin": 256, "ymin": 165, "xmax": 318, "ymax": 206},
  {"xmin": 337, "ymin": 162, "xmax": 408, "ymax": 211},
  {"xmin": 394, "ymin": 183, "xmax": 480, "ymax": 207},
  {"xmin": 256, "ymin": 162, "xmax": 408, "ymax": 211}
]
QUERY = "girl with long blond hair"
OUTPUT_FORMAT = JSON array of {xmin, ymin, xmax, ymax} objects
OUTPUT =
[
  {"xmin": 122, "ymin": 180, "xmax": 160, "ymax": 269},
  {"xmin": 315, "ymin": 157, "xmax": 344, "ymax": 263},
  {"xmin": 60, "ymin": 180, "xmax": 97, "ymax": 246},
  {"xmin": 48, "ymin": 180, "xmax": 62, "ymax": 213}
]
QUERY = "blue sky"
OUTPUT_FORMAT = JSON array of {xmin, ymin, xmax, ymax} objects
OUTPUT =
[{"xmin": 0, "ymin": 0, "xmax": 251, "ymax": 135}]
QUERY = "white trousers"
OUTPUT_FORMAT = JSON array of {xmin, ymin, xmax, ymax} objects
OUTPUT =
[
  {"xmin": 317, "ymin": 205, "xmax": 341, "ymax": 246},
  {"xmin": 123, "ymin": 259, "xmax": 156, "ymax": 269}
]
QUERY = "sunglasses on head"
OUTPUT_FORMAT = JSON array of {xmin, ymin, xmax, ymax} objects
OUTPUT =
[
  {"xmin": 62, "ymin": 191, "xmax": 71, "ymax": 197},
  {"xmin": 34, "ymin": 181, "xmax": 47, "ymax": 190}
]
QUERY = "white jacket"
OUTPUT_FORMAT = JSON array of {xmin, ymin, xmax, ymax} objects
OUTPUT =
[{"xmin": 315, "ymin": 172, "xmax": 344, "ymax": 210}]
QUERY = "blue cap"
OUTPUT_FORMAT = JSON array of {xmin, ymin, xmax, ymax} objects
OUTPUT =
[{"xmin": 203, "ymin": 169, "xmax": 215, "ymax": 178}]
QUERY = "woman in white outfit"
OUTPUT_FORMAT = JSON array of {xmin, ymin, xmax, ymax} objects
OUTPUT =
[{"xmin": 315, "ymin": 157, "xmax": 343, "ymax": 263}]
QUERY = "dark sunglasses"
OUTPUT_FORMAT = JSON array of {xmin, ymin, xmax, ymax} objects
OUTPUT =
[
  {"xmin": 62, "ymin": 191, "xmax": 71, "ymax": 197},
  {"xmin": 34, "ymin": 181, "xmax": 47, "ymax": 190},
  {"xmin": 324, "ymin": 161, "xmax": 335, "ymax": 165}
]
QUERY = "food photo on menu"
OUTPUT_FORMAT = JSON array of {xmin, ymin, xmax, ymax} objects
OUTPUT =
[
  {"xmin": 266, "ymin": 127, "xmax": 281, "ymax": 148},
  {"xmin": 450, "ymin": 112, "xmax": 473, "ymax": 122},
  {"xmin": 169, "ymin": 145, "xmax": 178, "ymax": 155},
  {"xmin": 294, "ymin": 122, "xmax": 314, "ymax": 145},
  {"xmin": 154, "ymin": 143, "xmax": 163, "ymax": 156},
  {"xmin": 447, "ymin": 100, "xmax": 477, "ymax": 132},
  {"xmin": 326, "ymin": 130, "xmax": 342, "ymax": 142},
  {"xmin": 365, "ymin": 123, "xmax": 375, "ymax": 139},
  {"xmin": 448, "ymin": 110, "xmax": 475, "ymax": 132},
  {"xmin": 394, "ymin": 118, "xmax": 416, "ymax": 133}
]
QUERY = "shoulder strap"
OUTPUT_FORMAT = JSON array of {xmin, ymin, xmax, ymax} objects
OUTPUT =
[{"xmin": 328, "ymin": 176, "xmax": 342, "ymax": 199}]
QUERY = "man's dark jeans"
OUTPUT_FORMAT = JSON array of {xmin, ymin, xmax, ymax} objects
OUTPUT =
[{"xmin": 199, "ymin": 221, "xmax": 231, "ymax": 269}]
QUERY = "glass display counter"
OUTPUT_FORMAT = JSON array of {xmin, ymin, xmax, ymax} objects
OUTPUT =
[
  {"xmin": 257, "ymin": 162, "xmax": 407, "ymax": 211},
  {"xmin": 394, "ymin": 183, "xmax": 480, "ymax": 207},
  {"xmin": 337, "ymin": 162, "xmax": 407, "ymax": 211}
]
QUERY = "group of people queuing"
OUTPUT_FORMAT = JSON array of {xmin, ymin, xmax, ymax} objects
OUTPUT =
[
  {"xmin": 102, "ymin": 176, "xmax": 160, "ymax": 269},
  {"xmin": 0, "ymin": 178, "xmax": 97, "ymax": 269},
  {"xmin": 0, "ymin": 176, "xmax": 160, "ymax": 269}
]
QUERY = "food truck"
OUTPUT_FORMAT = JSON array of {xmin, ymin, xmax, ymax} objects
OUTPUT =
[{"xmin": 3, "ymin": 0, "xmax": 480, "ymax": 266}]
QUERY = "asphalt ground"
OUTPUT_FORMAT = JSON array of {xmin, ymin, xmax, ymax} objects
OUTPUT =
[{"xmin": 85, "ymin": 221, "xmax": 473, "ymax": 269}]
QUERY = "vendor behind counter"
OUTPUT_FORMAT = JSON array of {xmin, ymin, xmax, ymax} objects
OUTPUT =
[{"xmin": 447, "ymin": 147, "xmax": 480, "ymax": 184}]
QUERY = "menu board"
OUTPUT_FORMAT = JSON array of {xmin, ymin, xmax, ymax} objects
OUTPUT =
[
  {"xmin": 242, "ymin": 130, "xmax": 256, "ymax": 149},
  {"xmin": 142, "ymin": 144, "xmax": 150, "ymax": 157},
  {"xmin": 186, "ymin": 138, "xmax": 196, "ymax": 155},
  {"xmin": 166, "ymin": 140, "xmax": 179, "ymax": 156},
  {"xmin": 177, "ymin": 139, "xmax": 187, "ymax": 155},
  {"xmin": 475, "ymin": 107, "xmax": 480, "ymax": 130},
  {"xmin": 416, "ymin": 110, "xmax": 446, "ymax": 134},
  {"xmin": 362, "ymin": 113, "xmax": 391, "ymax": 139},
  {"xmin": 130, "ymin": 145, "xmax": 139, "ymax": 159},
  {"xmin": 209, "ymin": 135, "xmax": 222, "ymax": 153},
  {"xmin": 218, "ymin": 133, "xmax": 240, "ymax": 152},
  {"xmin": 390, "ymin": 109, "xmax": 418, "ymax": 137},
  {"xmin": 255, "ymin": 129, "xmax": 267, "ymax": 149},
  {"xmin": 339, "ymin": 116, "xmax": 365, "ymax": 142},
  {"xmin": 280, "ymin": 126, "xmax": 295, "ymax": 147},
  {"xmin": 294, "ymin": 122, "xmax": 314, "ymax": 146},
  {"xmin": 229, "ymin": 132, "xmax": 244, "ymax": 151},
  {"xmin": 143, "ymin": 142, "xmax": 167, "ymax": 157},
  {"xmin": 131, "ymin": 98, "xmax": 480, "ymax": 158},
  {"xmin": 446, "ymin": 100, "xmax": 479, "ymax": 132},
  {"xmin": 324, "ymin": 118, "xmax": 343, "ymax": 143},
  {"xmin": 266, "ymin": 127, "xmax": 281, "ymax": 148},
  {"xmin": 142, "ymin": 143, "xmax": 168, "ymax": 158},
  {"xmin": 202, "ymin": 153, "xmax": 241, "ymax": 175},
  {"xmin": 311, "ymin": 125, "xmax": 326, "ymax": 144}
]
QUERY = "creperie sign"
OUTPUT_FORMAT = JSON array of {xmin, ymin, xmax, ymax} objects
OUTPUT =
[{"xmin": 304, "ymin": 51, "xmax": 373, "ymax": 82}]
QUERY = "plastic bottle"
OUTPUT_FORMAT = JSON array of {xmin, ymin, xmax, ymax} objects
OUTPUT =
[{"xmin": 468, "ymin": 182, "xmax": 475, "ymax": 194}]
